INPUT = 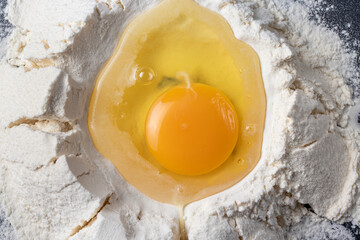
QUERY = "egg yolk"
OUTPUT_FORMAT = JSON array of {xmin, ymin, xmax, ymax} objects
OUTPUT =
[
  {"xmin": 87, "ymin": 0, "xmax": 266, "ymax": 205},
  {"xmin": 146, "ymin": 83, "xmax": 239, "ymax": 176}
]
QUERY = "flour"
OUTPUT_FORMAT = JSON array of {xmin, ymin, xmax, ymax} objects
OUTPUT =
[
  {"xmin": 0, "ymin": 203, "xmax": 15, "ymax": 240},
  {"xmin": 287, "ymin": 214, "xmax": 355, "ymax": 240},
  {"xmin": 0, "ymin": 0, "xmax": 359, "ymax": 239}
]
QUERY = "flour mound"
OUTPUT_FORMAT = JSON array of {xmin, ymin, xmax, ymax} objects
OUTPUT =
[{"xmin": 0, "ymin": 0, "xmax": 359, "ymax": 239}]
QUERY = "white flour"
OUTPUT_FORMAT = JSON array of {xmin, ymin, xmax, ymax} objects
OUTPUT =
[
  {"xmin": 0, "ymin": 0, "xmax": 359, "ymax": 239},
  {"xmin": 287, "ymin": 214, "xmax": 355, "ymax": 240},
  {"xmin": 0, "ymin": 203, "xmax": 16, "ymax": 240}
]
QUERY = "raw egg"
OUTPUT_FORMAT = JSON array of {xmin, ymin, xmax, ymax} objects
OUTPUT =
[{"xmin": 88, "ymin": 0, "xmax": 266, "ymax": 205}]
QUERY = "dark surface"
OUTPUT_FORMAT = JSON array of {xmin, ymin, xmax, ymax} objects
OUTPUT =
[
  {"xmin": 0, "ymin": 0, "xmax": 359, "ymax": 239},
  {"xmin": 316, "ymin": 0, "xmax": 360, "ymax": 51},
  {"xmin": 0, "ymin": 0, "xmax": 11, "ymax": 39},
  {"xmin": 306, "ymin": 2, "xmax": 360, "ymax": 239},
  {"xmin": 307, "ymin": 0, "xmax": 360, "ymax": 98}
]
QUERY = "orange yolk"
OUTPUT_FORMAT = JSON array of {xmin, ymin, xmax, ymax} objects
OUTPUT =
[{"xmin": 146, "ymin": 83, "xmax": 239, "ymax": 176}]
